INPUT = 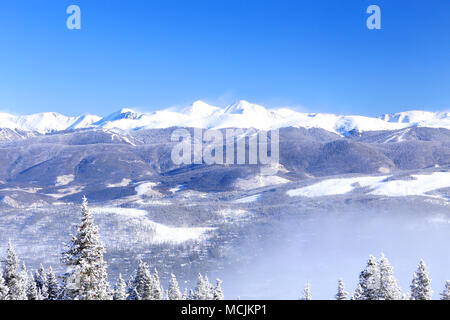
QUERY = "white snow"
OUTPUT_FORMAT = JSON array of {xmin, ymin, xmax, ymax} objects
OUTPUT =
[
  {"xmin": 287, "ymin": 176, "xmax": 388, "ymax": 197},
  {"xmin": 234, "ymin": 194, "xmax": 261, "ymax": 203},
  {"xmin": 91, "ymin": 207, "xmax": 147, "ymax": 218},
  {"xmin": 368, "ymin": 172, "xmax": 450, "ymax": 198},
  {"xmin": 91, "ymin": 207, "xmax": 214, "ymax": 244},
  {"xmin": 234, "ymin": 174, "xmax": 290, "ymax": 190},
  {"xmin": 3, "ymin": 102, "xmax": 450, "ymax": 134},
  {"xmin": 107, "ymin": 178, "xmax": 131, "ymax": 188},
  {"xmin": 287, "ymin": 172, "xmax": 450, "ymax": 199},
  {"xmin": 55, "ymin": 174, "xmax": 75, "ymax": 187},
  {"xmin": 169, "ymin": 185, "xmax": 185, "ymax": 193},
  {"xmin": 135, "ymin": 182, "xmax": 159, "ymax": 195},
  {"xmin": 218, "ymin": 208, "xmax": 250, "ymax": 221}
]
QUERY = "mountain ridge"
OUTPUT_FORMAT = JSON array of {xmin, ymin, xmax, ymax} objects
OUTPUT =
[{"xmin": 2, "ymin": 100, "xmax": 449, "ymax": 134}]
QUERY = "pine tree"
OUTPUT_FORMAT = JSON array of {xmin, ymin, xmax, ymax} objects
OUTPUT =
[
  {"xmin": 61, "ymin": 196, "xmax": 111, "ymax": 300},
  {"xmin": 152, "ymin": 268, "xmax": 163, "ymax": 300},
  {"xmin": 0, "ymin": 272, "xmax": 9, "ymax": 300},
  {"xmin": 440, "ymin": 281, "xmax": 450, "ymax": 300},
  {"xmin": 194, "ymin": 273, "xmax": 206, "ymax": 300},
  {"xmin": 128, "ymin": 260, "xmax": 151, "ymax": 300},
  {"xmin": 204, "ymin": 275, "xmax": 214, "ymax": 300},
  {"xmin": 35, "ymin": 264, "xmax": 48, "ymax": 299},
  {"xmin": 301, "ymin": 283, "xmax": 311, "ymax": 300},
  {"xmin": 335, "ymin": 279, "xmax": 348, "ymax": 300},
  {"xmin": 4, "ymin": 241, "xmax": 27, "ymax": 300},
  {"xmin": 182, "ymin": 288, "xmax": 188, "ymax": 300},
  {"xmin": 113, "ymin": 274, "xmax": 127, "ymax": 300},
  {"xmin": 378, "ymin": 253, "xmax": 402, "ymax": 300},
  {"xmin": 188, "ymin": 289, "xmax": 195, "ymax": 300},
  {"xmin": 168, "ymin": 273, "xmax": 182, "ymax": 300},
  {"xmin": 410, "ymin": 260, "xmax": 433, "ymax": 300},
  {"xmin": 352, "ymin": 284, "xmax": 364, "ymax": 300},
  {"xmin": 35, "ymin": 265, "xmax": 46, "ymax": 290},
  {"xmin": 27, "ymin": 273, "xmax": 39, "ymax": 300},
  {"xmin": 46, "ymin": 266, "xmax": 60, "ymax": 300},
  {"xmin": 214, "ymin": 279, "xmax": 224, "ymax": 300},
  {"xmin": 357, "ymin": 255, "xmax": 380, "ymax": 300}
]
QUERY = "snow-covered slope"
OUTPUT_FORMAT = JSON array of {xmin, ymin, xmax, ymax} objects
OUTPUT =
[{"xmin": 1, "ymin": 101, "xmax": 449, "ymax": 134}]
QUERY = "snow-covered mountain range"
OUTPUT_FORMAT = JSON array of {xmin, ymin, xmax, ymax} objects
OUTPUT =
[{"xmin": 2, "ymin": 100, "xmax": 450, "ymax": 134}]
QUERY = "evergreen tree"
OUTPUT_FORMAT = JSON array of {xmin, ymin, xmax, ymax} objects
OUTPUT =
[
  {"xmin": 182, "ymin": 288, "xmax": 188, "ymax": 300},
  {"xmin": 352, "ymin": 284, "xmax": 364, "ymax": 300},
  {"xmin": 188, "ymin": 289, "xmax": 195, "ymax": 300},
  {"xmin": 204, "ymin": 275, "xmax": 214, "ymax": 300},
  {"xmin": 357, "ymin": 255, "xmax": 380, "ymax": 300},
  {"xmin": 113, "ymin": 274, "xmax": 127, "ymax": 300},
  {"xmin": 128, "ymin": 260, "xmax": 151, "ymax": 300},
  {"xmin": 194, "ymin": 273, "xmax": 206, "ymax": 300},
  {"xmin": 301, "ymin": 283, "xmax": 311, "ymax": 300},
  {"xmin": 214, "ymin": 279, "xmax": 224, "ymax": 300},
  {"xmin": 410, "ymin": 260, "xmax": 433, "ymax": 300},
  {"xmin": 168, "ymin": 273, "xmax": 182, "ymax": 300},
  {"xmin": 441, "ymin": 281, "xmax": 450, "ymax": 300},
  {"xmin": 0, "ymin": 272, "xmax": 9, "ymax": 300},
  {"xmin": 35, "ymin": 264, "xmax": 48, "ymax": 299},
  {"xmin": 61, "ymin": 196, "xmax": 111, "ymax": 300},
  {"xmin": 378, "ymin": 253, "xmax": 402, "ymax": 300},
  {"xmin": 35, "ymin": 265, "xmax": 46, "ymax": 290},
  {"xmin": 26, "ymin": 273, "xmax": 39, "ymax": 300},
  {"xmin": 335, "ymin": 279, "xmax": 348, "ymax": 300},
  {"xmin": 46, "ymin": 266, "xmax": 60, "ymax": 300},
  {"xmin": 152, "ymin": 269, "xmax": 163, "ymax": 300},
  {"xmin": 4, "ymin": 241, "xmax": 27, "ymax": 300}
]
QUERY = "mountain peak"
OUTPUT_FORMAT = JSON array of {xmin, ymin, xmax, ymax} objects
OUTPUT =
[
  {"xmin": 224, "ymin": 100, "xmax": 267, "ymax": 115},
  {"xmin": 182, "ymin": 101, "xmax": 220, "ymax": 117},
  {"xmin": 100, "ymin": 108, "xmax": 141, "ymax": 123}
]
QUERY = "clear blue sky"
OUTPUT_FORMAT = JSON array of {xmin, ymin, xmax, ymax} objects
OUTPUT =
[{"xmin": 0, "ymin": 0, "xmax": 448, "ymax": 116}]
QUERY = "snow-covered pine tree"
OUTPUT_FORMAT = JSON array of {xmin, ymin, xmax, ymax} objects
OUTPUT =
[
  {"xmin": 410, "ymin": 260, "xmax": 433, "ymax": 300},
  {"xmin": 61, "ymin": 196, "xmax": 111, "ymax": 300},
  {"xmin": 4, "ymin": 241, "xmax": 27, "ymax": 300},
  {"xmin": 128, "ymin": 260, "xmax": 151, "ymax": 300},
  {"xmin": 0, "ymin": 272, "xmax": 9, "ymax": 300},
  {"xmin": 34, "ymin": 264, "xmax": 47, "ymax": 291},
  {"xmin": 378, "ymin": 253, "xmax": 402, "ymax": 300},
  {"xmin": 214, "ymin": 279, "xmax": 224, "ymax": 300},
  {"xmin": 352, "ymin": 284, "xmax": 364, "ymax": 300},
  {"xmin": 335, "ymin": 279, "xmax": 348, "ymax": 300},
  {"xmin": 301, "ymin": 283, "xmax": 311, "ymax": 300},
  {"xmin": 182, "ymin": 288, "xmax": 188, "ymax": 300},
  {"xmin": 27, "ymin": 273, "xmax": 39, "ymax": 300},
  {"xmin": 34, "ymin": 269, "xmax": 48, "ymax": 300},
  {"xmin": 357, "ymin": 255, "xmax": 380, "ymax": 300},
  {"xmin": 113, "ymin": 274, "xmax": 127, "ymax": 300},
  {"xmin": 152, "ymin": 269, "xmax": 163, "ymax": 300},
  {"xmin": 204, "ymin": 275, "xmax": 214, "ymax": 300},
  {"xmin": 194, "ymin": 273, "xmax": 206, "ymax": 300},
  {"xmin": 440, "ymin": 281, "xmax": 450, "ymax": 300},
  {"xmin": 188, "ymin": 289, "xmax": 195, "ymax": 300},
  {"xmin": 168, "ymin": 273, "xmax": 182, "ymax": 300},
  {"xmin": 46, "ymin": 266, "xmax": 59, "ymax": 300}
]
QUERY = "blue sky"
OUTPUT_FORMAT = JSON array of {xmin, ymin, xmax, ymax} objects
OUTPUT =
[{"xmin": 0, "ymin": 0, "xmax": 448, "ymax": 116}]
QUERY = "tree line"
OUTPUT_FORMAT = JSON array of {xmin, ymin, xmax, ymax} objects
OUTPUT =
[
  {"xmin": 0, "ymin": 197, "xmax": 224, "ymax": 300},
  {"xmin": 300, "ymin": 254, "xmax": 448, "ymax": 300},
  {"xmin": 0, "ymin": 197, "xmax": 448, "ymax": 300}
]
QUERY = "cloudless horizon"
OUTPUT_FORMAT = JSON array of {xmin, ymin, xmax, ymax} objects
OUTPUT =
[{"xmin": 0, "ymin": 0, "xmax": 449, "ymax": 117}]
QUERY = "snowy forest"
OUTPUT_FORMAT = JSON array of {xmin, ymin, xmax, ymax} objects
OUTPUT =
[{"xmin": 0, "ymin": 197, "xmax": 448, "ymax": 301}]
